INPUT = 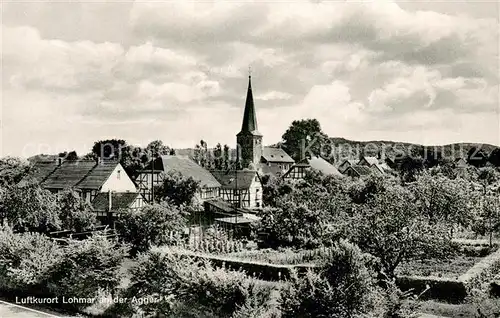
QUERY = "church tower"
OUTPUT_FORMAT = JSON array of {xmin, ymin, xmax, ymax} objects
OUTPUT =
[{"xmin": 237, "ymin": 74, "xmax": 263, "ymax": 169}]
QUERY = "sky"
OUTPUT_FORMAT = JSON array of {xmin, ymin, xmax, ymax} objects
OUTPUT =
[{"xmin": 1, "ymin": 0, "xmax": 499, "ymax": 158}]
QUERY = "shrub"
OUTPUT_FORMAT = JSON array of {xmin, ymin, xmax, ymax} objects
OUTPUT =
[
  {"xmin": 114, "ymin": 250, "xmax": 277, "ymax": 317},
  {"xmin": 45, "ymin": 236, "xmax": 127, "ymax": 306},
  {"xmin": 0, "ymin": 226, "xmax": 62, "ymax": 291},
  {"xmin": 279, "ymin": 240, "xmax": 379, "ymax": 318}
]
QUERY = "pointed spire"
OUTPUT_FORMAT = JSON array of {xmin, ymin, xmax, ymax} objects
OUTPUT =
[{"xmin": 240, "ymin": 73, "xmax": 260, "ymax": 135}]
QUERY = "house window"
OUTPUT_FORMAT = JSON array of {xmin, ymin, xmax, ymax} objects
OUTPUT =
[
  {"xmin": 256, "ymin": 202, "xmax": 260, "ymax": 207},
  {"xmin": 117, "ymin": 170, "xmax": 121, "ymax": 180}
]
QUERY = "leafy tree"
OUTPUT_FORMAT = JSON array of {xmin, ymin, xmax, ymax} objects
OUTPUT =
[
  {"xmin": 194, "ymin": 140, "xmax": 209, "ymax": 168},
  {"xmin": 410, "ymin": 173, "xmax": 475, "ymax": 229},
  {"xmin": 467, "ymin": 147, "xmax": 489, "ymax": 168},
  {"xmin": 223, "ymin": 144, "xmax": 231, "ymax": 170},
  {"xmin": 489, "ymin": 148, "xmax": 500, "ymax": 167},
  {"xmin": 398, "ymin": 155, "xmax": 424, "ymax": 183},
  {"xmin": 0, "ymin": 157, "xmax": 31, "ymax": 187},
  {"xmin": 260, "ymin": 174, "xmax": 293, "ymax": 207},
  {"xmin": 115, "ymin": 203, "xmax": 188, "ymax": 256},
  {"xmin": 280, "ymin": 240, "xmax": 380, "ymax": 318},
  {"xmin": 146, "ymin": 140, "xmax": 174, "ymax": 158},
  {"xmin": 349, "ymin": 185, "xmax": 453, "ymax": 278},
  {"xmin": 154, "ymin": 171, "xmax": 201, "ymax": 206},
  {"xmin": 281, "ymin": 119, "xmax": 329, "ymax": 162},
  {"xmin": 3, "ymin": 184, "xmax": 61, "ymax": 233},
  {"xmin": 213, "ymin": 143, "xmax": 223, "ymax": 170},
  {"xmin": 57, "ymin": 190, "xmax": 96, "ymax": 232},
  {"xmin": 92, "ymin": 139, "xmax": 127, "ymax": 160}
]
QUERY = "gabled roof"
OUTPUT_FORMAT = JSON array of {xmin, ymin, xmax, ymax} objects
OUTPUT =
[
  {"xmin": 76, "ymin": 161, "xmax": 119, "ymax": 189},
  {"xmin": 262, "ymin": 147, "xmax": 294, "ymax": 163},
  {"xmin": 237, "ymin": 75, "xmax": 262, "ymax": 136},
  {"xmin": 144, "ymin": 155, "xmax": 221, "ymax": 188},
  {"xmin": 42, "ymin": 160, "xmax": 97, "ymax": 190},
  {"xmin": 92, "ymin": 192, "xmax": 141, "ymax": 211},
  {"xmin": 30, "ymin": 161, "xmax": 59, "ymax": 182},
  {"xmin": 359, "ymin": 156, "xmax": 379, "ymax": 166},
  {"xmin": 339, "ymin": 159, "xmax": 357, "ymax": 167},
  {"xmin": 345, "ymin": 165, "xmax": 373, "ymax": 177},
  {"xmin": 210, "ymin": 170, "xmax": 258, "ymax": 189},
  {"xmin": 204, "ymin": 198, "xmax": 252, "ymax": 214},
  {"xmin": 306, "ymin": 156, "xmax": 342, "ymax": 176}
]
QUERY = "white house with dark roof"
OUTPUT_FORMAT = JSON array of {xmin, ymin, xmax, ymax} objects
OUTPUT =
[
  {"xmin": 29, "ymin": 159, "xmax": 144, "ymax": 224},
  {"xmin": 136, "ymin": 155, "xmax": 221, "ymax": 203},
  {"xmin": 260, "ymin": 147, "xmax": 295, "ymax": 173}
]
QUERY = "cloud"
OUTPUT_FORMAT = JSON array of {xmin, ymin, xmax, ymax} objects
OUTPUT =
[{"xmin": 1, "ymin": 1, "xmax": 498, "ymax": 157}]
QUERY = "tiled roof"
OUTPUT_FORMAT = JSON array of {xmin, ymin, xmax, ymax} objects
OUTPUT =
[
  {"xmin": 307, "ymin": 156, "xmax": 342, "ymax": 176},
  {"xmin": 42, "ymin": 160, "xmax": 96, "ymax": 190},
  {"xmin": 360, "ymin": 156, "xmax": 379, "ymax": 165},
  {"xmin": 30, "ymin": 161, "xmax": 59, "ymax": 182},
  {"xmin": 145, "ymin": 155, "xmax": 221, "ymax": 188},
  {"xmin": 204, "ymin": 199, "xmax": 252, "ymax": 214},
  {"xmin": 92, "ymin": 192, "xmax": 140, "ymax": 211},
  {"xmin": 262, "ymin": 147, "xmax": 294, "ymax": 163},
  {"xmin": 347, "ymin": 165, "xmax": 373, "ymax": 176},
  {"xmin": 210, "ymin": 170, "xmax": 258, "ymax": 189},
  {"xmin": 76, "ymin": 161, "xmax": 118, "ymax": 189}
]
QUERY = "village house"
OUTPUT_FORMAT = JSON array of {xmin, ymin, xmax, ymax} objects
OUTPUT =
[
  {"xmin": 210, "ymin": 170, "xmax": 263, "ymax": 209},
  {"xmin": 338, "ymin": 159, "xmax": 358, "ymax": 173},
  {"xmin": 260, "ymin": 147, "xmax": 295, "ymax": 174},
  {"xmin": 30, "ymin": 159, "xmax": 145, "ymax": 223},
  {"xmin": 283, "ymin": 156, "xmax": 342, "ymax": 180},
  {"xmin": 343, "ymin": 164, "xmax": 381, "ymax": 178},
  {"xmin": 135, "ymin": 155, "xmax": 221, "ymax": 204}
]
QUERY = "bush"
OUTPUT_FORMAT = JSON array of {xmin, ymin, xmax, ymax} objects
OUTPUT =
[
  {"xmin": 46, "ymin": 236, "xmax": 127, "ymax": 305},
  {"xmin": 0, "ymin": 226, "xmax": 62, "ymax": 291},
  {"xmin": 113, "ymin": 250, "xmax": 278, "ymax": 317},
  {"xmin": 279, "ymin": 240, "xmax": 379, "ymax": 318}
]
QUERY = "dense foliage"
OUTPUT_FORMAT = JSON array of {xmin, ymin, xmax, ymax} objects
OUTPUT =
[{"xmin": 115, "ymin": 203, "xmax": 188, "ymax": 256}]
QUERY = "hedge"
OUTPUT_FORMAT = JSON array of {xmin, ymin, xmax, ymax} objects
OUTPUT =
[
  {"xmin": 459, "ymin": 247, "xmax": 500, "ymax": 290},
  {"xmin": 396, "ymin": 275, "xmax": 467, "ymax": 304}
]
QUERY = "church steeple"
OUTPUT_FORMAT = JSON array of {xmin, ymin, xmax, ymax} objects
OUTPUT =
[
  {"xmin": 240, "ymin": 75, "xmax": 261, "ymax": 135},
  {"xmin": 237, "ymin": 72, "xmax": 263, "ymax": 169}
]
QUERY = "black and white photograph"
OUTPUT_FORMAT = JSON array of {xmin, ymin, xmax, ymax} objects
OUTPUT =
[{"xmin": 0, "ymin": 0, "xmax": 499, "ymax": 317}]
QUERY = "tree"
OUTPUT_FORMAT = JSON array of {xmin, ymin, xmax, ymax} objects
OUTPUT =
[
  {"xmin": 398, "ymin": 155, "xmax": 424, "ymax": 183},
  {"xmin": 281, "ymin": 119, "xmax": 329, "ymax": 162},
  {"xmin": 213, "ymin": 143, "xmax": 223, "ymax": 170},
  {"xmin": 115, "ymin": 203, "xmax": 188, "ymax": 256},
  {"xmin": 92, "ymin": 139, "xmax": 127, "ymax": 160},
  {"xmin": 467, "ymin": 147, "xmax": 489, "ymax": 168},
  {"xmin": 146, "ymin": 140, "xmax": 173, "ymax": 158},
  {"xmin": 193, "ymin": 140, "xmax": 209, "ymax": 168},
  {"xmin": 154, "ymin": 171, "xmax": 201, "ymax": 206},
  {"xmin": 0, "ymin": 157, "xmax": 31, "ymax": 187},
  {"xmin": 3, "ymin": 184, "xmax": 61, "ymax": 233},
  {"xmin": 223, "ymin": 144, "xmax": 231, "ymax": 170},
  {"xmin": 410, "ymin": 172, "xmax": 475, "ymax": 229},
  {"xmin": 349, "ymin": 185, "xmax": 453, "ymax": 278},
  {"xmin": 489, "ymin": 148, "xmax": 500, "ymax": 167},
  {"xmin": 57, "ymin": 190, "xmax": 96, "ymax": 232}
]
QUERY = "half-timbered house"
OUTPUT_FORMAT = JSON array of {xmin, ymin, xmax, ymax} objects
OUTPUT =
[
  {"xmin": 210, "ymin": 170, "xmax": 262, "ymax": 209},
  {"xmin": 283, "ymin": 156, "xmax": 342, "ymax": 180},
  {"xmin": 135, "ymin": 155, "xmax": 221, "ymax": 203}
]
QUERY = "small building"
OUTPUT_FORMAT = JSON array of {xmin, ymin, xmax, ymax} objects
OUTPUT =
[
  {"xmin": 455, "ymin": 158, "xmax": 468, "ymax": 168},
  {"xmin": 358, "ymin": 156, "xmax": 379, "ymax": 167},
  {"xmin": 343, "ymin": 165, "xmax": 379, "ymax": 178},
  {"xmin": 338, "ymin": 159, "xmax": 357, "ymax": 173},
  {"xmin": 210, "ymin": 170, "xmax": 263, "ymax": 209},
  {"xmin": 260, "ymin": 147, "xmax": 295, "ymax": 173},
  {"xmin": 283, "ymin": 156, "xmax": 342, "ymax": 180},
  {"xmin": 136, "ymin": 155, "xmax": 221, "ymax": 203},
  {"xmin": 92, "ymin": 191, "xmax": 146, "ymax": 225}
]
